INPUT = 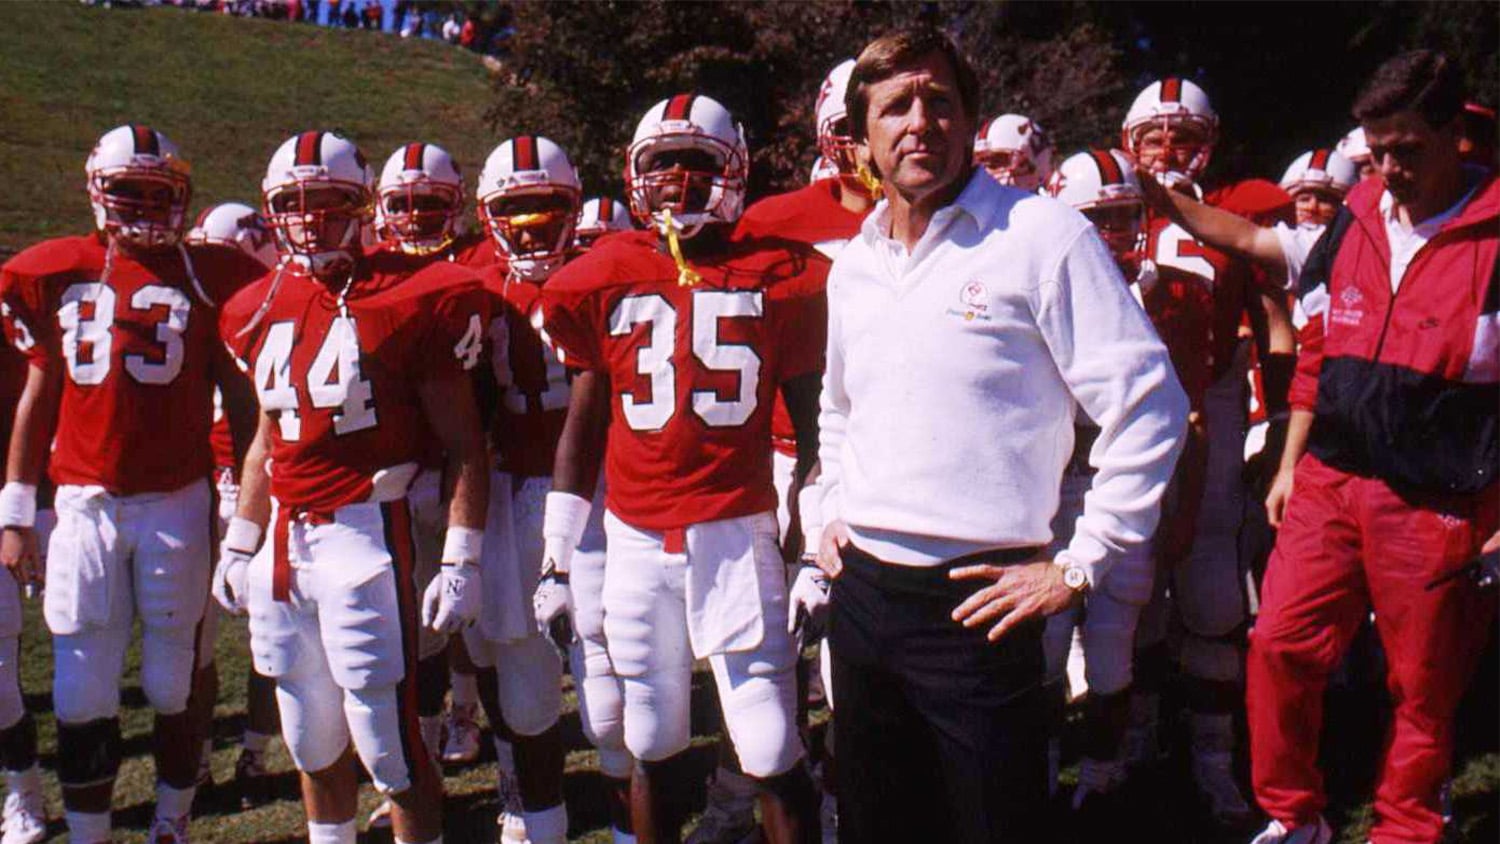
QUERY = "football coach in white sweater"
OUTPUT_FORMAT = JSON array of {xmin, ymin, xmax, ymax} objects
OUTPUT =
[{"xmin": 813, "ymin": 27, "xmax": 1188, "ymax": 843}]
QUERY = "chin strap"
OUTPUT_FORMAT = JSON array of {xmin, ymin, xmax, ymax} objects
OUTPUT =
[
  {"xmin": 176, "ymin": 242, "xmax": 216, "ymax": 307},
  {"xmin": 661, "ymin": 208, "xmax": 702, "ymax": 288},
  {"xmin": 855, "ymin": 163, "xmax": 883, "ymax": 197}
]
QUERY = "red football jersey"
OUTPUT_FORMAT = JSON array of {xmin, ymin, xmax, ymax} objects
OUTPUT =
[
  {"xmin": 540, "ymin": 230, "xmax": 827, "ymax": 529},
  {"xmin": 1141, "ymin": 265, "xmax": 1214, "ymax": 413},
  {"xmin": 220, "ymin": 253, "xmax": 488, "ymax": 512},
  {"xmin": 737, "ymin": 180, "xmax": 868, "ymax": 457},
  {"xmin": 0, "ymin": 235, "xmax": 263, "ymax": 494},
  {"xmin": 449, "ymin": 231, "xmax": 503, "ymax": 271},
  {"xmin": 489, "ymin": 270, "xmax": 572, "ymax": 477}
]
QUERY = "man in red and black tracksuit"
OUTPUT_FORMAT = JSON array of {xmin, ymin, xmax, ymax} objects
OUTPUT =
[{"xmin": 1247, "ymin": 50, "xmax": 1498, "ymax": 844}]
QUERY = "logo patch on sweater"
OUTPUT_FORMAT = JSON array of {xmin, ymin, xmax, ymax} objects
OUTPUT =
[
  {"xmin": 1330, "ymin": 284, "xmax": 1365, "ymax": 327},
  {"xmin": 947, "ymin": 280, "xmax": 992, "ymax": 322}
]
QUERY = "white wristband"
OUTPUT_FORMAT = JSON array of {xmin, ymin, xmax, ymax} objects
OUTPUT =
[
  {"xmin": 0, "ymin": 483, "xmax": 37, "ymax": 529},
  {"xmin": 442, "ymin": 525, "xmax": 484, "ymax": 564},
  {"xmin": 542, "ymin": 491, "xmax": 591, "ymax": 574},
  {"xmin": 223, "ymin": 516, "xmax": 263, "ymax": 554},
  {"xmin": 797, "ymin": 481, "xmax": 823, "ymax": 559}
]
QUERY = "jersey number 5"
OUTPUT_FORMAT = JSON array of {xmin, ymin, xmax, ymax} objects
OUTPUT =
[{"xmin": 609, "ymin": 290, "xmax": 763, "ymax": 431}]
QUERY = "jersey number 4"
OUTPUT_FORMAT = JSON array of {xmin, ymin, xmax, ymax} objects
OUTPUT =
[
  {"xmin": 254, "ymin": 318, "xmax": 376, "ymax": 442},
  {"xmin": 609, "ymin": 290, "xmax": 763, "ymax": 431},
  {"xmin": 57, "ymin": 282, "xmax": 190, "ymax": 386}
]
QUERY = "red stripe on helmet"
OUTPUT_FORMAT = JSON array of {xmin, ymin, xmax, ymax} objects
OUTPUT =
[
  {"xmin": 403, "ymin": 142, "xmax": 425, "ymax": 172},
  {"xmin": 194, "ymin": 207, "xmax": 214, "ymax": 228},
  {"xmin": 132, "ymin": 124, "xmax": 160, "ymax": 157},
  {"xmin": 1091, "ymin": 149, "xmax": 1124, "ymax": 186},
  {"xmin": 513, "ymin": 135, "xmax": 538, "ymax": 172},
  {"xmin": 665, "ymin": 93, "xmax": 696, "ymax": 122},
  {"xmin": 1160, "ymin": 77, "xmax": 1182, "ymax": 104},
  {"xmin": 1309, "ymin": 148, "xmax": 1331, "ymax": 171},
  {"xmin": 598, "ymin": 197, "xmax": 613, "ymax": 219},
  {"xmin": 295, "ymin": 131, "xmax": 323, "ymax": 167}
]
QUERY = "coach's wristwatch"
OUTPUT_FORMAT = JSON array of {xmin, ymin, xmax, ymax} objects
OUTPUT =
[{"xmin": 1055, "ymin": 554, "xmax": 1091, "ymax": 594}]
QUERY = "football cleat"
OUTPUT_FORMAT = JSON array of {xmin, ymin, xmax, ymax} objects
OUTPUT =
[
  {"xmin": 1248, "ymin": 817, "xmax": 1333, "ymax": 844},
  {"xmin": 686, "ymin": 771, "xmax": 761, "ymax": 844},
  {"xmin": 442, "ymin": 703, "xmax": 482, "ymax": 764},
  {"xmin": 147, "ymin": 814, "xmax": 190, "ymax": 844},
  {"xmin": 497, "ymin": 770, "xmax": 529, "ymax": 842},
  {"xmin": 233, "ymin": 747, "xmax": 274, "ymax": 810},
  {"xmin": 0, "ymin": 787, "xmax": 46, "ymax": 844}
]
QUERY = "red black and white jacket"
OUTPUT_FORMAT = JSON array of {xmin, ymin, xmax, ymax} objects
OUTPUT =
[{"xmin": 1291, "ymin": 172, "xmax": 1498, "ymax": 496}]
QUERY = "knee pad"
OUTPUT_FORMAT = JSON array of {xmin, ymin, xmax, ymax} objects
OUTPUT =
[
  {"xmin": 716, "ymin": 673, "xmax": 803, "ymax": 778},
  {"xmin": 0, "ymin": 638, "xmax": 22, "ymax": 731},
  {"xmin": 140, "ymin": 627, "xmax": 198, "ymax": 715},
  {"xmin": 53, "ymin": 646, "xmax": 122, "ymax": 724},
  {"xmin": 1180, "ymin": 633, "xmax": 1244, "ymax": 685},
  {"xmin": 621, "ymin": 673, "xmax": 691, "ymax": 763},
  {"xmin": 570, "ymin": 641, "xmax": 625, "ymax": 753},
  {"xmin": 57, "ymin": 717, "xmax": 121, "ymax": 787},
  {"xmin": 597, "ymin": 747, "xmax": 633, "ymax": 780},
  {"xmin": 1081, "ymin": 594, "xmax": 1145, "ymax": 696},
  {"xmin": 494, "ymin": 637, "xmax": 562, "ymax": 737},
  {"xmin": 343, "ymin": 685, "xmax": 414, "ymax": 795},
  {"xmin": 276, "ymin": 674, "xmax": 351, "ymax": 777}
]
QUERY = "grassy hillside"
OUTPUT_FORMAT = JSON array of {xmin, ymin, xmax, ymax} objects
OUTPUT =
[{"xmin": 0, "ymin": 1, "xmax": 499, "ymax": 253}]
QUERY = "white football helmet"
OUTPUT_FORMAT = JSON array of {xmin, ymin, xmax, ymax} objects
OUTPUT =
[
  {"xmin": 262, "ymin": 131, "xmax": 375, "ymax": 273},
  {"xmin": 477, "ymin": 135, "xmax": 582, "ymax": 281},
  {"xmin": 574, "ymin": 196, "xmax": 633, "ymax": 251},
  {"xmin": 1279, "ymin": 149, "xmax": 1357, "ymax": 199},
  {"xmin": 810, "ymin": 156, "xmax": 839, "ymax": 183},
  {"xmin": 1336, "ymin": 126, "xmax": 1373, "ymax": 170},
  {"xmin": 1122, "ymin": 77, "xmax": 1218, "ymax": 181},
  {"xmin": 376, "ymin": 142, "xmax": 464, "ymax": 255},
  {"xmin": 186, "ymin": 202, "xmax": 278, "ymax": 269},
  {"xmin": 1048, "ymin": 149, "xmax": 1146, "ymax": 270},
  {"xmin": 816, "ymin": 59, "xmax": 858, "ymax": 176},
  {"xmin": 974, "ymin": 114, "xmax": 1055, "ymax": 192},
  {"xmin": 86, "ymin": 124, "xmax": 193, "ymax": 248},
  {"xmin": 625, "ymin": 93, "xmax": 749, "ymax": 238}
]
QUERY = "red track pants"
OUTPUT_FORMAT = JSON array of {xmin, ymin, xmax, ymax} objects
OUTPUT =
[{"xmin": 1247, "ymin": 454, "xmax": 1497, "ymax": 844}]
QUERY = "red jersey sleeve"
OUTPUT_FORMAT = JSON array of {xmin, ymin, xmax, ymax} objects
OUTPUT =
[
  {"xmin": 0, "ymin": 249, "xmax": 64, "ymax": 365},
  {"xmin": 415, "ymin": 269, "xmax": 490, "ymax": 378},
  {"xmin": 539, "ymin": 256, "xmax": 610, "ymax": 372},
  {"xmin": 767, "ymin": 250, "xmax": 828, "ymax": 383}
]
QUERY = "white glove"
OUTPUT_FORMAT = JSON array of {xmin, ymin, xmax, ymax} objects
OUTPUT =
[
  {"xmin": 422, "ymin": 562, "xmax": 482, "ymax": 633},
  {"xmin": 213, "ymin": 516, "xmax": 261, "ymax": 616},
  {"xmin": 533, "ymin": 569, "xmax": 575, "ymax": 649},
  {"xmin": 787, "ymin": 563, "xmax": 830, "ymax": 636}
]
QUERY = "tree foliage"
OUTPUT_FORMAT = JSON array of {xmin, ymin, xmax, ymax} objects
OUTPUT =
[{"xmin": 484, "ymin": 1, "xmax": 1496, "ymax": 203}]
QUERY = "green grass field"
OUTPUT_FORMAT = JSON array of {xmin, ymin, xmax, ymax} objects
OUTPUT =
[{"xmin": 1, "ymin": 3, "xmax": 1497, "ymax": 843}]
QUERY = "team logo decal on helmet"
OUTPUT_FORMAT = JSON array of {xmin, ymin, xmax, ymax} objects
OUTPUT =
[
  {"xmin": 187, "ymin": 201, "xmax": 278, "ymax": 269},
  {"xmin": 974, "ymin": 114, "xmax": 1055, "ymax": 192}
]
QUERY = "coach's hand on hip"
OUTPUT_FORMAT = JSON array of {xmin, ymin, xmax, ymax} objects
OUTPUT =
[
  {"xmin": 950, "ymin": 560, "xmax": 1080, "ymax": 642},
  {"xmin": 817, "ymin": 518, "xmax": 850, "ymax": 577}
]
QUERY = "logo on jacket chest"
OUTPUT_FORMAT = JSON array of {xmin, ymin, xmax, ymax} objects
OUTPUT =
[
  {"xmin": 1329, "ymin": 284, "xmax": 1365, "ymax": 328},
  {"xmin": 946, "ymin": 280, "xmax": 992, "ymax": 322}
]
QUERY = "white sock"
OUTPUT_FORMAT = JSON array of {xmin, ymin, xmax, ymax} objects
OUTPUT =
[
  {"xmin": 4, "ymin": 764, "xmax": 40, "ymax": 795},
  {"xmin": 612, "ymin": 831, "xmax": 638, "ymax": 844},
  {"xmin": 243, "ymin": 730, "xmax": 273, "ymax": 754},
  {"xmin": 307, "ymin": 818, "xmax": 357, "ymax": 844},
  {"xmin": 155, "ymin": 781, "xmax": 196, "ymax": 820},
  {"xmin": 450, "ymin": 671, "xmax": 478, "ymax": 708},
  {"xmin": 493, "ymin": 736, "xmax": 516, "ymax": 777},
  {"xmin": 65, "ymin": 810, "xmax": 112, "ymax": 843},
  {"xmin": 523, "ymin": 803, "xmax": 568, "ymax": 844}
]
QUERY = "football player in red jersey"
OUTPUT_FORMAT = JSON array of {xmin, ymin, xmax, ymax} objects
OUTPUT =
[
  {"xmin": 0, "ymin": 323, "xmax": 43, "ymax": 844},
  {"xmin": 1122, "ymin": 78, "xmax": 1294, "ymax": 829},
  {"xmin": 538, "ymin": 93, "xmax": 825, "ymax": 843},
  {"xmin": 1044, "ymin": 149, "xmax": 1213, "ymax": 828},
  {"xmin": 0, "ymin": 124, "xmax": 267, "ymax": 844},
  {"xmin": 216, "ymin": 131, "xmax": 490, "ymax": 844},
  {"xmin": 575, "ymin": 196, "xmax": 636, "ymax": 252},
  {"xmin": 727, "ymin": 56, "xmax": 875, "ymax": 844},
  {"xmin": 973, "ymin": 113, "xmax": 1056, "ymax": 193},
  {"xmin": 184, "ymin": 202, "xmax": 284, "ymax": 811}
]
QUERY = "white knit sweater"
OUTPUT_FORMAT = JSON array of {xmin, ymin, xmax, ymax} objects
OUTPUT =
[{"xmin": 817, "ymin": 169, "xmax": 1188, "ymax": 586}]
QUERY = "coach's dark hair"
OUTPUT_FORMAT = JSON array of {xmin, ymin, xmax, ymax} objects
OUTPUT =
[
  {"xmin": 1352, "ymin": 50, "xmax": 1466, "ymax": 128},
  {"xmin": 845, "ymin": 26, "xmax": 980, "ymax": 144}
]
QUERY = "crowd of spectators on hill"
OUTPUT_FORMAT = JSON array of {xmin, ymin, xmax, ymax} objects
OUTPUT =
[{"xmin": 85, "ymin": 0, "xmax": 498, "ymax": 53}]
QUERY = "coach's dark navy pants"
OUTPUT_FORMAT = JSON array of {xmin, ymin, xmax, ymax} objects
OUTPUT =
[{"xmin": 830, "ymin": 542, "xmax": 1048, "ymax": 844}]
